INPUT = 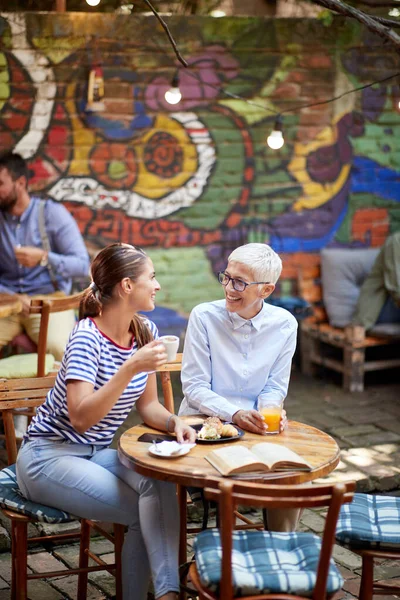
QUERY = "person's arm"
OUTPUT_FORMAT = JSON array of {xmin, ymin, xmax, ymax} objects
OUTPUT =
[
  {"xmin": 181, "ymin": 308, "xmax": 243, "ymax": 422},
  {"xmin": 384, "ymin": 232, "xmax": 400, "ymax": 306},
  {"xmin": 255, "ymin": 321, "xmax": 297, "ymax": 433},
  {"xmin": 67, "ymin": 338, "xmax": 168, "ymax": 433},
  {"xmin": 259, "ymin": 321, "xmax": 298, "ymax": 398},
  {"xmin": 136, "ymin": 374, "xmax": 196, "ymax": 444},
  {"xmin": 0, "ymin": 284, "xmax": 15, "ymax": 294},
  {"xmin": 0, "ymin": 287, "xmax": 30, "ymax": 315},
  {"xmin": 46, "ymin": 202, "xmax": 90, "ymax": 278}
]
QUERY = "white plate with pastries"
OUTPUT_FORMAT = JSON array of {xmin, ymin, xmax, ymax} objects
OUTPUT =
[{"xmin": 192, "ymin": 417, "xmax": 244, "ymax": 443}]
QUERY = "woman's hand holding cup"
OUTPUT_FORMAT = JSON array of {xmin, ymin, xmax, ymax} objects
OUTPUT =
[{"xmin": 130, "ymin": 340, "xmax": 167, "ymax": 373}]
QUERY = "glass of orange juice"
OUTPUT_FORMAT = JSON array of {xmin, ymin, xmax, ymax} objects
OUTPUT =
[{"xmin": 257, "ymin": 393, "xmax": 284, "ymax": 434}]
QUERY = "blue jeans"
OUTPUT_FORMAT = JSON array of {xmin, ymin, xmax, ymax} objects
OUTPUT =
[{"xmin": 16, "ymin": 438, "xmax": 179, "ymax": 599}]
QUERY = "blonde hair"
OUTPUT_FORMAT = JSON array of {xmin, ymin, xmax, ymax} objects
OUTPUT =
[{"xmin": 228, "ymin": 243, "xmax": 282, "ymax": 284}]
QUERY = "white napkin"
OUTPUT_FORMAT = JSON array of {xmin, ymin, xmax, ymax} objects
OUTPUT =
[{"xmin": 153, "ymin": 441, "xmax": 195, "ymax": 456}]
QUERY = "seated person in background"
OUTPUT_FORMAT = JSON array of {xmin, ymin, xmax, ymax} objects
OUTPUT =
[
  {"xmin": 352, "ymin": 231, "xmax": 400, "ymax": 332},
  {"xmin": 0, "ymin": 152, "xmax": 90, "ymax": 360},
  {"xmin": 179, "ymin": 243, "xmax": 299, "ymax": 532},
  {"xmin": 17, "ymin": 243, "xmax": 196, "ymax": 600}
]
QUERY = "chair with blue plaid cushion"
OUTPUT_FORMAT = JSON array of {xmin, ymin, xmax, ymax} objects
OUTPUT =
[
  {"xmin": 336, "ymin": 493, "xmax": 400, "ymax": 600},
  {"xmin": 189, "ymin": 479, "xmax": 355, "ymax": 600},
  {"xmin": 157, "ymin": 354, "xmax": 269, "ymax": 534},
  {"xmin": 0, "ymin": 374, "xmax": 124, "ymax": 600}
]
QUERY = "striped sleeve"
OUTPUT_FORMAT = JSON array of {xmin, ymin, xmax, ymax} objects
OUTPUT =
[
  {"xmin": 64, "ymin": 328, "xmax": 101, "ymax": 385},
  {"xmin": 145, "ymin": 318, "xmax": 159, "ymax": 340}
]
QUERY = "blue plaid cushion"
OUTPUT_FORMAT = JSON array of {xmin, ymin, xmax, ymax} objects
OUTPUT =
[
  {"xmin": 336, "ymin": 494, "xmax": 400, "ymax": 550},
  {"xmin": 194, "ymin": 529, "xmax": 343, "ymax": 597},
  {"xmin": 0, "ymin": 465, "xmax": 73, "ymax": 523}
]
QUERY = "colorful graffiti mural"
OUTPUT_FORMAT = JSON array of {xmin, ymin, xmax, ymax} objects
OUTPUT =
[{"xmin": 0, "ymin": 12, "xmax": 399, "ymax": 324}]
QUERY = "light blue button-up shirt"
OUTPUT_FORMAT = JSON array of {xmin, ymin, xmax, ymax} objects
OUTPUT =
[
  {"xmin": 179, "ymin": 299, "xmax": 298, "ymax": 422},
  {"xmin": 0, "ymin": 197, "xmax": 89, "ymax": 295}
]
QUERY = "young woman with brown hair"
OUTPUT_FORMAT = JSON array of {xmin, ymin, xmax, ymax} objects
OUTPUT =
[{"xmin": 16, "ymin": 243, "xmax": 196, "ymax": 600}]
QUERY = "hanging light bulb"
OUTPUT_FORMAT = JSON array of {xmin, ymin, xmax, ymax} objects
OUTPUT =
[
  {"xmin": 165, "ymin": 72, "xmax": 182, "ymax": 105},
  {"xmin": 86, "ymin": 0, "xmax": 101, "ymax": 6},
  {"xmin": 267, "ymin": 116, "xmax": 285, "ymax": 150}
]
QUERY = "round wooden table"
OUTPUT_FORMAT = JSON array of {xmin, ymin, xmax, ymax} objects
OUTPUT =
[
  {"xmin": 0, "ymin": 294, "xmax": 23, "ymax": 319},
  {"xmin": 118, "ymin": 415, "xmax": 340, "ymax": 597},
  {"xmin": 118, "ymin": 417, "xmax": 340, "ymax": 487}
]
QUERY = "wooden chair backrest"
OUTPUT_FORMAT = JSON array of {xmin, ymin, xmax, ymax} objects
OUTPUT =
[
  {"xmin": 156, "ymin": 353, "xmax": 182, "ymax": 413},
  {"xmin": 204, "ymin": 479, "xmax": 355, "ymax": 600},
  {"xmin": 0, "ymin": 375, "xmax": 56, "ymax": 465},
  {"xmin": 30, "ymin": 292, "xmax": 84, "ymax": 377}
]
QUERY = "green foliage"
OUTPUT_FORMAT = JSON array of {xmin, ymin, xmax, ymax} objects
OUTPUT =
[{"xmin": 317, "ymin": 9, "xmax": 334, "ymax": 27}]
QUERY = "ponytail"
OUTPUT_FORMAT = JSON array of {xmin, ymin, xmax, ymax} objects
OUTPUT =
[
  {"xmin": 130, "ymin": 314, "xmax": 153, "ymax": 348},
  {"xmin": 79, "ymin": 287, "xmax": 102, "ymax": 320}
]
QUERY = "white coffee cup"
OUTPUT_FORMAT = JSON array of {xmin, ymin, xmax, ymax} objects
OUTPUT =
[{"xmin": 159, "ymin": 335, "xmax": 179, "ymax": 362}]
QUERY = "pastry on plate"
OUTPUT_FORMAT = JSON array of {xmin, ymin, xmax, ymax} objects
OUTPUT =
[
  {"xmin": 198, "ymin": 416, "xmax": 223, "ymax": 440},
  {"xmin": 220, "ymin": 423, "xmax": 239, "ymax": 437}
]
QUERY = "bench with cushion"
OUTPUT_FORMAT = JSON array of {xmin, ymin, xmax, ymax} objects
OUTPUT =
[{"xmin": 298, "ymin": 248, "xmax": 400, "ymax": 392}]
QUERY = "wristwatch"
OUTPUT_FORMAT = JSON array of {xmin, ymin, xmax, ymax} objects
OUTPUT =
[{"xmin": 40, "ymin": 251, "xmax": 49, "ymax": 267}]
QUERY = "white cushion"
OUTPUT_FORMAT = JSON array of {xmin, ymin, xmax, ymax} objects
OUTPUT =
[
  {"xmin": 321, "ymin": 248, "xmax": 380, "ymax": 328},
  {"xmin": 0, "ymin": 353, "xmax": 55, "ymax": 379}
]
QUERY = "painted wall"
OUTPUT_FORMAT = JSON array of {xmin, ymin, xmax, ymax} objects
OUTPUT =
[{"xmin": 0, "ymin": 13, "xmax": 399, "ymax": 331}]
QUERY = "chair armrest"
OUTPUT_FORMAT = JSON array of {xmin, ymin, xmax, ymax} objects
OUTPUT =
[{"xmin": 344, "ymin": 325, "xmax": 366, "ymax": 344}]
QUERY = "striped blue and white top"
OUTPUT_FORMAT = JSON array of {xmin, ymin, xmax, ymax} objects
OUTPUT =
[{"xmin": 25, "ymin": 317, "xmax": 158, "ymax": 446}]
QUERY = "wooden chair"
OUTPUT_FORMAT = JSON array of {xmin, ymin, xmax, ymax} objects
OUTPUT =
[
  {"xmin": 189, "ymin": 479, "xmax": 355, "ymax": 600},
  {"xmin": 0, "ymin": 293, "xmax": 85, "ymax": 452},
  {"xmin": 155, "ymin": 355, "xmax": 267, "ymax": 533},
  {"xmin": 336, "ymin": 493, "xmax": 400, "ymax": 600},
  {"xmin": 0, "ymin": 375, "xmax": 124, "ymax": 600},
  {"xmin": 29, "ymin": 292, "xmax": 84, "ymax": 377},
  {"xmin": 0, "ymin": 295, "xmax": 125, "ymax": 599},
  {"xmin": 156, "ymin": 352, "xmax": 183, "ymax": 414}
]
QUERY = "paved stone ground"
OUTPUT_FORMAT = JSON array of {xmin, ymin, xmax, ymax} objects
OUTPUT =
[{"xmin": 0, "ymin": 367, "xmax": 399, "ymax": 599}]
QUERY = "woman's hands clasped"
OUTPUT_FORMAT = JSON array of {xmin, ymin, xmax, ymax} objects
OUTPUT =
[{"xmin": 131, "ymin": 340, "xmax": 168, "ymax": 373}]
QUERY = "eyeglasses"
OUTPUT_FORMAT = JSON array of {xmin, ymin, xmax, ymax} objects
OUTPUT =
[{"xmin": 218, "ymin": 272, "xmax": 270, "ymax": 292}]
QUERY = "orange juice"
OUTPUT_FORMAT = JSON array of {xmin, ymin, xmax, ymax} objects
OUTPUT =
[{"xmin": 259, "ymin": 407, "xmax": 281, "ymax": 434}]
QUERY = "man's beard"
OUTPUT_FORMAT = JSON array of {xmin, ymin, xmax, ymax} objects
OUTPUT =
[{"xmin": 0, "ymin": 189, "xmax": 17, "ymax": 212}]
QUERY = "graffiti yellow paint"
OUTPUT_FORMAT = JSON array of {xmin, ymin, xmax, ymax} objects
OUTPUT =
[
  {"xmin": 289, "ymin": 116, "xmax": 351, "ymax": 212},
  {"xmin": 0, "ymin": 53, "xmax": 10, "ymax": 112},
  {"xmin": 134, "ymin": 114, "xmax": 198, "ymax": 199}
]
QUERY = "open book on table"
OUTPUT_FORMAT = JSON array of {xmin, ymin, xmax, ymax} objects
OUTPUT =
[{"xmin": 205, "ymin": 443, "xmax": 312, "ymax": 477}]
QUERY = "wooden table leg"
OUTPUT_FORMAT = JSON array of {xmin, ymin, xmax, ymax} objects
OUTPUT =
[{"xmin": 178, "ymin": 484, "xmax": 187, "ymax": 600}]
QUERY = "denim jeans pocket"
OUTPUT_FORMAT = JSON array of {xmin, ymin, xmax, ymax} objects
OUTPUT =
[{"xmin": 29, "ymin": 438, "xmax": 67, "ymax": 460}]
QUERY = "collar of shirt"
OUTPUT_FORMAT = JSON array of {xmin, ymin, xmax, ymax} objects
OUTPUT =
[
  {"xmin": 3, "ymin": 196, "xmax": 36, "ymax": 225},
  {"xmin": 228, "ymin": 301, "xmax": 266, "ymax": 331}
]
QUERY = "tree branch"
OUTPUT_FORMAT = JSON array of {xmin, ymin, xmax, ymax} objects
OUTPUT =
[
  {"xmin": 311, "ymin": 0, "xmax": 400, "ymax": 49},
  {"xmin": 353, "ymin": 0, "xmax": 400, "ymax": 6},
  {"xmin": 371, "ymin": 16, "xmax": 400, "ymax": 28}
]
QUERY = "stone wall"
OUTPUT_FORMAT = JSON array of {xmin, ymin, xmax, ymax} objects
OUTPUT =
[{"xmin": 0, "ymin": 12, "xmax": 399, "ymax": 330}]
